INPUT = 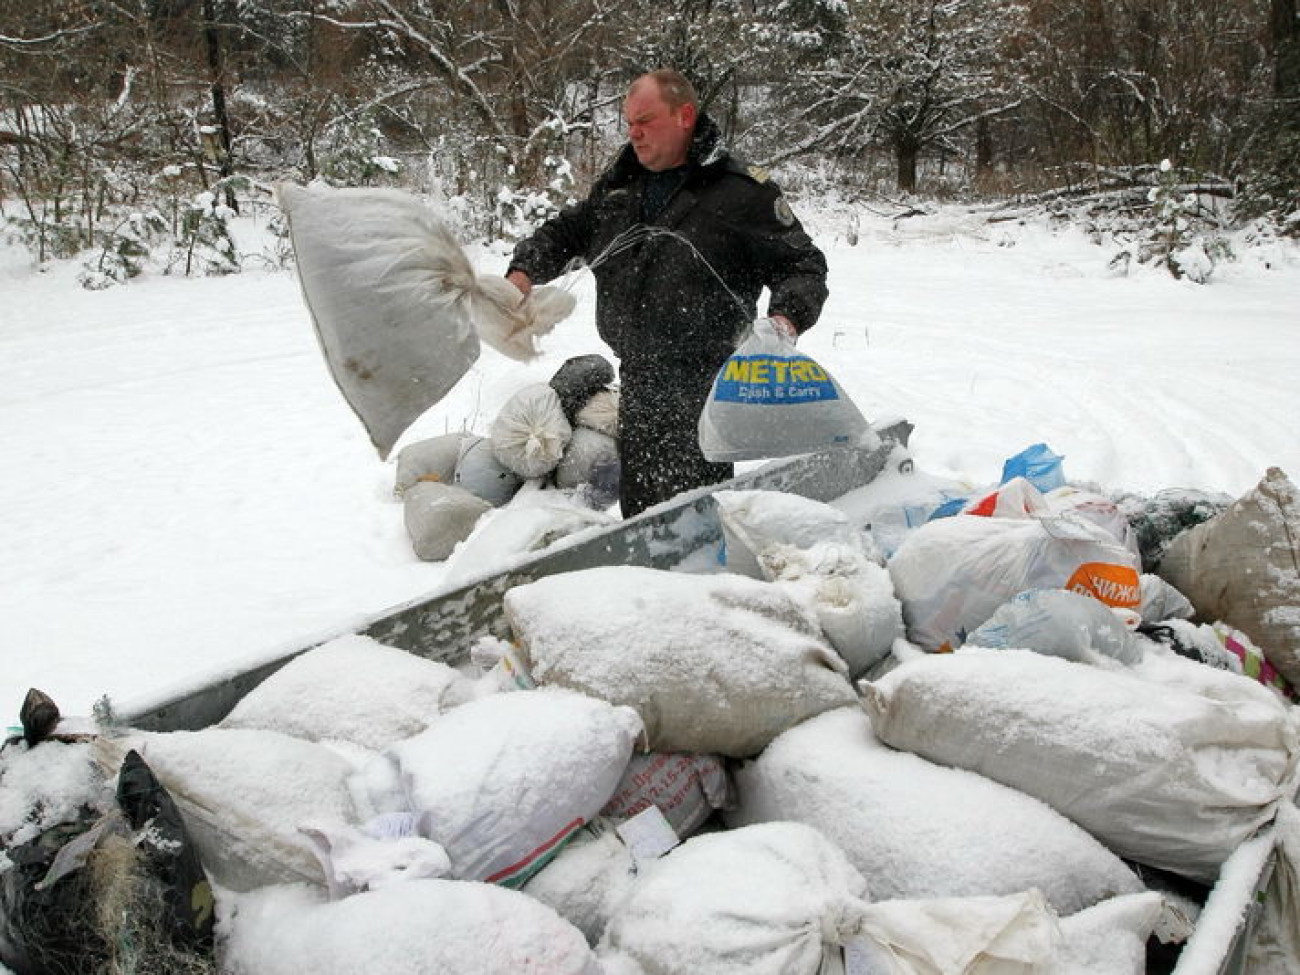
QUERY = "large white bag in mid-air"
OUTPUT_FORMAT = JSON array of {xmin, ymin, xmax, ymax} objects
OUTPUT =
[{"xmin": 279, "ymin": 182, "xmax": 573, "ymax": 457}]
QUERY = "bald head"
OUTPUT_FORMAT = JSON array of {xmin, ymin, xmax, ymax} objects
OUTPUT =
[{"xmin": 624, "ymin": 70, "xmax": 698, "ymax": 172}]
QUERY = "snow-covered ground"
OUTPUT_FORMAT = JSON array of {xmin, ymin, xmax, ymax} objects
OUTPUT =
[{"xmin": 1, "ymin": 203, "xmax": 1298, "ymax": 722}]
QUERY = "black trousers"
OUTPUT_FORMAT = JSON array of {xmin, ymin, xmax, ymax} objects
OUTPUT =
[{"xmin": 617, "ymin": 359, "xmax": 733, "ymax": 518}]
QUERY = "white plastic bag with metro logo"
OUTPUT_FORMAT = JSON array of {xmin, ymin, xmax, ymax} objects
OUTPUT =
[
  {"xmin": 887, "ymin": 509, "xmax": 1141, "ymax": 653},
  {"xmin": 698, "ymin": 318, "xmax": 871, "ymax": 462}
]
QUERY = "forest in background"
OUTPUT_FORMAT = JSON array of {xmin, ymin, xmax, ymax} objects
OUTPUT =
[{"xmin": 2, "ymin": 0, "xmax": 1298, "ymax": 283}]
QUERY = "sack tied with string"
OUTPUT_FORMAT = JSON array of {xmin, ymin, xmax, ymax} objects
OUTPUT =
[
  {"xmin": 698, "ymin": 318, "xmax": 870, "ymax": 462},
  {"xmin": 278, "ymin": 182, "xmax": 575, "ymax": 458}
]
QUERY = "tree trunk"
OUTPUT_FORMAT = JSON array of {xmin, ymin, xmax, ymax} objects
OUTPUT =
[
  {"xmin": 1274, "ymin": 0, "xmax": 1300, "ymax": 96},
  {"xmin": 896, "ymin": 138, "xmax": 919, "ymax": 194},
  {"xmin": 202, "ymin": 0, "xmax": 237, "ymax": 211}
]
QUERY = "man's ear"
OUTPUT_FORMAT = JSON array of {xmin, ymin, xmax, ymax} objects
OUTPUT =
[{"xmin": 678, "ymin": 103, "xmax": 697, "ymax": 130}]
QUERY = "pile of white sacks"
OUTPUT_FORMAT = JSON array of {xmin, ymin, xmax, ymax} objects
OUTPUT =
[
  {"xmin": 89, "ymin": 469, "xmax": 1300, "ymax": 974},
  {"xmin": 397, "ymin": 355, "xmax": 622, "ymax": 562}
]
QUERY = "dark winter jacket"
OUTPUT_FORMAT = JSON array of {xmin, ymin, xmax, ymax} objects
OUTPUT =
[{"xmin": 508, "ymin": 114, "xmax": 828, "ymax": 372}]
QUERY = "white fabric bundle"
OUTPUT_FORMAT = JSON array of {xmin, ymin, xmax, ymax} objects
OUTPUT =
[
  {"xmin": 725, "ymin": 707, "xmax": 1145, "ymax": 914},
  {"xmin": 393, "ymin": 432, "xmax": 465, "ymax": 496},
  {"xmin": 222, "ymin": 879, "xmax": 602, "ymax": 975},
  {"xmin": 402, "ymin": 479, "xmax": 492, "ymax": 561},
  {"xmin": 220, "ymin": 635, "xmax": 471, "ymax": 750},
  {"xmin": 491, "ymin": 383, "xmax": 573, "ymax": 478},
  {"xmin": 887, "ymin": 510, "xmax": 1142, "ymax": 652},
  {"xmin": 862, "ymin": 650, "xmax": 1300, "ymax": 881},
  {"xmin": 597, "ymin": 821, "xmax": 872, "ymax": 975},
  {"xmin": 387, "ymin": 687, "xmax": 643, "ymax": 887},
  {"xmin": 504, "ymin": 566, "xmax": 856, "ymax": 757},
  {"xmin": 98, "ymin": 728, "xmax": 358, "ymax": 891}
]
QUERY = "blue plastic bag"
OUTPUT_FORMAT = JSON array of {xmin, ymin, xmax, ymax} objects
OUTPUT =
[{"xmin": 1000, "ymin": 443, "xmax": 1065, "ymax": 492}]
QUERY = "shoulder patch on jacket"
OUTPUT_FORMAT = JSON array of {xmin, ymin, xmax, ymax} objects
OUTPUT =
[{"xmin": 746, "ymin": 164, "xmax": 770, "ymax": 183}]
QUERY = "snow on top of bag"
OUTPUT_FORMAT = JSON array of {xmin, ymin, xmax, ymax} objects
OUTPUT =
[
  {"xmin": 726, "ymin": 707, "xmax": 1144, "ymax": 914},
  {"xmin": 223, "ymin": 878, "xmax": 602, "ymax": 975},
  {"xmin": 0, "ymin": 739, "xmax": 101, "ymax": 847},
  {"xmin": 220, "ymin": 634, "xmax": 470, "ymax": 750}
]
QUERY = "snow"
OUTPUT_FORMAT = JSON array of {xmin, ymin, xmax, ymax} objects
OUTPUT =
[{"xmin": 1, "ymin": 202, "xmax": 1298, "ymax": 971}]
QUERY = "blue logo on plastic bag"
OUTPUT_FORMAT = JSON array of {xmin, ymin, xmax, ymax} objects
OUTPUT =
[{"xmin": 712, "ymin": 355, "xmax": 840, "ymax": 404}]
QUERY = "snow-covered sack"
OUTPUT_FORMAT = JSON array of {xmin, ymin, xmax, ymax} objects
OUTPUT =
[
  {"xmin": 385, "ymin": 687, "xmax": 642, "ymax": 887},
  {"xmin": 862, "ymin": 650, "xmax": 1300, "ymax": 881},
  {"xmin": 503, "ymin": 566, "xmax": 855, "ymax": 757},
  {"xmin": 599, "ymin": 751, "xmax": 731, "ymax": 840},
  {"xmin": 523, "ymin": 824, "xmax": 638, "ymax": 946},
  {"xmin": 490, "ymin": 383, "xmax": 573, "ymax": 478},
  {"xmin": 393, "ymin": 432, "xmax": 465, "ymax": 496},
  {"xmin": 402, "ymin": 479, "xmax": 492, "ymax": 561},
  {"xmin": 963, "ymin": 588, "xmax": 1143, "ymax": 665},
  {"xmin": 713, "ymin": 488, "xmax": 876, "ymax": 580},
  {"xmin": 219, "ymin": 635, "xmax": 470, "ymax": 750},
  {"xmin": 222, "ymin": 879, "xmax": 601, "ymax": 975},
  {"xmin": 445, "ymin": 489, "xmax": 618, "ymax": 584},
  {"xmin": 598, "ymin": 821, "xmax": 873, "ymax": 975},
  {"xmin": 298, "ymin": 818, "xmax": 452, "ymax": 899},
  {"xmin": 698, "ymin": 317, "xmax": 872, "ymax": 462},
  {"xmin": 1052, "ymin": 892, "xmax": 1187, "ymax": 975},
  {"xmin": 1157, "ymin": 466, "xmax": 1300, "ymax": 688},
  {"xmin": 97, "ymin": 728, "xmax": 357, "ymax": 891},
  {"xmin": 454, "ymin": 433, "xmax": 525, "ymax": 506},
  {"xmin": 726, "ymin": 707, "xmax": 1145, "ymax": 913},
  {"xmin": 888, "ymin": 509, "xmax": 1141, "ymax": 652}
]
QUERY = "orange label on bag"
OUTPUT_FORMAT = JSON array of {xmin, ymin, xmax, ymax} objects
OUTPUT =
[{"xmin": 1065, "ymin": 563, "xmax": 1141, "ymax": 608}]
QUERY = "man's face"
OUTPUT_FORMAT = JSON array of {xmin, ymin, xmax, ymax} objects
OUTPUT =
[{"xmin": 623, "ymin": 81, "xmax": 695, "ymax": 172}]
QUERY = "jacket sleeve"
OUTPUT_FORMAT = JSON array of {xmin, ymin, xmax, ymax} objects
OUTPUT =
[
  {"xmin": 506, "ymin": 194, "xmax": 598, "ymax": 286},
  {"xmin": 740, "ymin": 182, "xmax": 829, "ymax": 334}
]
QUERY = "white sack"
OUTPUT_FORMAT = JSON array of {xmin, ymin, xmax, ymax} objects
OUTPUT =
[
  {"xmin": 698, "ymin": 317, "xmax": 873, "ymax": 462},
  {"xmin": 278, "ymin": 183, "xmax": 482, "ymax": 459},
  {"xmin": 523, "ymin": 824, "xmax": 638, "ymax": 946},
  {"xmin": 1051, "ymin": 892, "xmax": 1186, "ymax": 975},
  {"xmin": 491, "ymin": 383, "xmax": 573, "ymax": 478},
  {"xmin": 503, "ymin": 566, "xmax": 856, "ymax": 757},
  {"xmin": 472, "ymin": 273, "xmax": 576, "ymax": 361},
  {"xmin": 725, "ymin": 707, "xmax": 1144, "ymax": 914},
  {"xmin": 1046, "ymin": 485, "xmax": 1142, "ymax": 561},
  {"xmin": 575, "ymin": 387, "xmax": 620, "ymax": 437},
  {"xmin": 402, "ymin": 479, "xmax": 492, "ymax": 561},
  {"xmin": 454, "ymin": 433, "xmax": 525, "ymax": 506},
  {"xmin": 862, "ymin": 650, "xmax": 1300, "ymax": 882},
  {"xmin": 445, "ymin": 490, "xmax": 617, "ymax": 584},
  {"xmin": 887, "ymin": 510, "xmax": 1142, "ymax": 652},
  {"xmin": 597, "ymin": 821, "xmax": 872, "ymax": 975},
  {"xmin": 388, "ymin": 687, "xmax": 643, "ymax": 887},
  {"xmin": 299, "ymin": 819, "xmax": 452, "ymax": 899},
  {"xmin": 222, "ymin": 879, "xmax": 602, "ymax": 975},
  {"xmin": 963, "ymin": 588, "xmax": 1143, "ymax": 665},
  {"xmin": 98, "ymin": 728, "xmax": 357, "ymax": 891},
  {"xmin": 1157, "ymin": 466, "xmax": 1300, "ymax": 688},
  {"xmin": 1140, "ymin": 572, "xmax": 1196, "ymax": 623},
  {"xmin": 220, "ymin": 635, "xmax": 470, "ymax": 750},
  {"xmin": 393, "ymin": 432, "xmax": 465, "ymax": 496},
  {"xmin": 713, "ymin": 488, "xmax": 877, "ymax": 579}
]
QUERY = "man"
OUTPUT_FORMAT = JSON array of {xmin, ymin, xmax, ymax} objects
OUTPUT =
[{"xmin": 507, "ymin": 68, "xmax": 828, "ymax": 517}]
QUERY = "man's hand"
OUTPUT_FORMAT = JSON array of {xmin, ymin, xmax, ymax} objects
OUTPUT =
[
  {"xmin": 770, "ymin": 315, "xmax": 798, "ymax": 341},
  {"xmin": 506, "ymin": 269, "xmax": 533, "ymax": 298}
]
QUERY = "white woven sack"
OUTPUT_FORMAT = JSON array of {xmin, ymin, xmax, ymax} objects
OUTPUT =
[
  {"xmin": 278, "ymin": 183, "xmax": 481, "ymax": 459},
  {"xmin": 862, "ymin": 650, "xmax": 1300, "ymax": 882},
  {"xmin": 575, "ymin": 387, "xmax": 620, "ymax": 437},
  {"xmin": 491, "ymin": 383, "xmax": 573, "ymax": 478},
  {"xmin": 598, "ymin": 822, "xmax": 872, "ymax": 975},
  {"xmin": 220, "ymin": 635, "xmax": 471, "ymax": 750},
  {"xmin": 725, "ymin": 707, "xmax": 1144, "ymax": 914},
  {"xmin": 402, "ymin": 479, "xmax": 492, "ymax": 561},
  {"xmin": 887, "ymin": 510, "xmax": 1142, "ymax": 652},
  {"xmin": 223, "ymin": 879, "xmax": 602, "ymax": 975},
  {"xmin": 523, "ymin": 825, "xmax": 637, "ymax": 946},
  {"xmin": 504, "ymin": 566, "xmax": 855, "ymax": 757},
  {"xmin": 714, "ymin": 488, "xmax": 876, "ymax": 579},
  {"xmin": 555, "ymin": 427, "xmax": 620, "ymax": 490},
  {"xmin": 389, "ymin": 687, "xmax": 643, "ymax": 887},
  {"xmin": 394, "ymin": 432, "xmax": 466, "ymax": 496},
  {"xmin": 97, "ymin": 728, "xmax": 357, "ymax": 892}
]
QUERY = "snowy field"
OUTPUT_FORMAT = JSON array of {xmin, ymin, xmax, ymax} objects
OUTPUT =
[{"xmin": 1, "ymin": 202, "xmax": 1298, "ymax": 723}]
